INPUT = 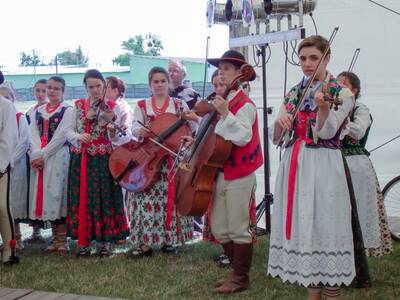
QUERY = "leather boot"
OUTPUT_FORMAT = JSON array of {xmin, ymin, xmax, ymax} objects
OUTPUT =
[
  {"xmin": 43, "ymin": 223, "xmax": 57, "ymax": 253},
  {"xmin": 214, "ymin": 241, "xmax": 234, "ymax": 287},
  {"xmin": 55, "ymin": 223, "xmax": 69, "ymax": 254},
  {"xmin": 215, "ymin": 243, "xmax": 252, "ymax": 293},
  {"xmin": 14, "ymin": 222, "xmax": 24, "ymax": 250}
]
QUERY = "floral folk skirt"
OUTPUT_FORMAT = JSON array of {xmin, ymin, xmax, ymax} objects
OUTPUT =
[{"xmin": 67, "ymin": 152, "xmax": 129, "ymax": 244}]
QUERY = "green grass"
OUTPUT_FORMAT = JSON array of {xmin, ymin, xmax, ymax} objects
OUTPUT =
[{"xmin": 1, "ymin": 234, "xmax": 399, "ymax": 300}]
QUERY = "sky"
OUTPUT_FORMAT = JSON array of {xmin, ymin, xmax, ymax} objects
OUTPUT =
[
  {"xmin": 3, "ymin": 0, "xmax": 400, "ymax": 180},
  {"xmin": 1, "ymin": 0, "xmax": 229, "ymax": 68}
]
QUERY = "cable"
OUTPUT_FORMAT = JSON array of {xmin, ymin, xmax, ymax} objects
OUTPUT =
[
  {"xmin": 283, "ymin": 42, "xmax": 288, "ymax": 99},
  {"xmin": 252, "ymin": 44, "xmax": 261, "ymax": 67},
  {"xmin": 265, "ymin": 44, "xmax": 272, "ymax": 63},
  {"xmin": 309, "ymin": 13, "xmax": 318, "ymax": 35},
  {"xmin": 282, "ymin": 42, "xmax": 298, "ymax": 66},
  {"xmin": 368, "ymin": 0, "xmax": 400, "ymax": 16},
  {"xmin": 290, "ymin": 40, "xmax": 300, "ymax": 65}
]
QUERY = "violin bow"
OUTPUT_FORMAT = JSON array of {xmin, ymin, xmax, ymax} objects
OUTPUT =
[
  {"xmin": 348, "ymin": 48, "xmax": 360, "ymax": 72},
  {"xmin": 277, "ymin": 27, "xmax": 339, "ymax": 149},
  {"xmin": 202, "ymin": 36, "xmax": 211, "ymax": 99},
  {"xmin": 136, "ymin": 120, "xmax": 179, "ymax": 157}
]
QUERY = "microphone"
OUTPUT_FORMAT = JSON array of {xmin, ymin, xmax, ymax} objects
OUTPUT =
[{"xmin": 0, "ymin": 71, "xmax": 4, "ymax": 85}]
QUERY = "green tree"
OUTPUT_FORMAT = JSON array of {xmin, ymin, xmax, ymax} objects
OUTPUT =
[
  {"xmin": 19, "ymin": 51, "xmax": 42, "ymax": 67},
  {"xmin": 121, "ymin": 35, "xmax": 145, "ymax": 55},
  {"xmin": 51, "ymin": 46, "xmax": 89, "ymax": 66},
  {"xmin": 113, "ymin": 33, "xmax": 163, "ymax": 66},
  {"xmin": 112, "ymin": 53, "xmax": 130, "ymax": 66},
  {"xmin": 144, "ymin": 33, "xmax": 163, "ymax": 56}
]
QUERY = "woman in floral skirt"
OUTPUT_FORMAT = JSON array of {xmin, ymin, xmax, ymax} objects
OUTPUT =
[
  {"xmin": 66, "ymin": 69, "xmax": 129, "ymax": 257},
  {"xmin": 126, "ymin": 66, "xmax": 197, "ymax": 257}
]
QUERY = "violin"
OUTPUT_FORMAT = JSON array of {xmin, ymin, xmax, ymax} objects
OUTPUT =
[
  {"xmin": 277, "ymin": 27, "xmax": 341, "ymax": 148},
  {"xmin": 173, "ymin": 63, "xmax": 256, "ymax": 216},
  {"xmin": 86, "ymin": 92, "xmax": 127, "ymax": 137}
]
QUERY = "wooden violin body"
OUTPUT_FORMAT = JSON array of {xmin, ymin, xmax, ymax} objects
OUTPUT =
[
  {"xmin": 174, "ymin": 112, "xmax": 232, "ymax": 216},
  {"xmin": 109, "ymin": 113, "xmax": 190, "ymax": 192}
]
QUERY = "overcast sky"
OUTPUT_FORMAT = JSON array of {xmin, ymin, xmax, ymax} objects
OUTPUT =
[{"xmin": 1, "ymin": 0, "xmax": 229, "ymax": 68}]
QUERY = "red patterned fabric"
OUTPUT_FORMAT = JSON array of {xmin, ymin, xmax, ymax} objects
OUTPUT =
[
  {"xmin": 285, "ymin": 111, "xmax": 314, "ymax": 240},
  {"xmin": 137, "ymin": 98, "xmax": 182, "ymax": 233},
  {"xmin": 35, "ymin": 119, "xmax": 49, "ymax": 218},
  {"xmin": 69, "ymin": 99, "xmax": 113, "ymax": 156}
]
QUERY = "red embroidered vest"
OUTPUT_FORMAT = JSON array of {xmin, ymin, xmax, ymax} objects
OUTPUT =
[
  {"xmin": 70, "ymin": 98, "xmax": 115, "ymax": 156},
  {"xmin": 223, "ymin": 91, "xmax": 263, "ymax": 180}
]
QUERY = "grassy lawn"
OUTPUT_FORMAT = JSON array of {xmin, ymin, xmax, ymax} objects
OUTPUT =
[{"xmin": 1, "ymin": 231, "xmax": 399, "ymax": 300}]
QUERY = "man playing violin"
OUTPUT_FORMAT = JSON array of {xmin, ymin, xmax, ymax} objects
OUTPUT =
[
  {"xmin": 66, "ymin": 69, "xmax": 129, "ymax": 257},
  {"xmin": 205, "ymin": 50, "xmax": 263, "ymax": 294},
  {"xmin": 267, "ymin": 35, "xmax": 370, "ymax": 300}
]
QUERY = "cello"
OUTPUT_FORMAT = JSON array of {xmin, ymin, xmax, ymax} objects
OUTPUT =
[
  {"xmin": 108, "ymin": 111, "xmax": 191, "ymax": 192},
  {"xmin": 174, "ymin": 64, "xmax": 256, "ymax": 216}
]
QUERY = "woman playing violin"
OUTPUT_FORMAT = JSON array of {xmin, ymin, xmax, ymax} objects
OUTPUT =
[
  {"xmin": 105, "ymin": 76, "xmax": 134, "ymax": 147},
  {"xmin": 338, "ymin": 71, "xmax": 392, "ymax": 258},
  {"xmin": 267, "ymin": 36, "xmax": 370, "ymax": 300},
  {"xmin": 126, "ymin": 66, "xmax": 197, "ymax": 258},
  {"xmin": 66, "ymin": 69, "xmax": 129, "ymax": 257}
]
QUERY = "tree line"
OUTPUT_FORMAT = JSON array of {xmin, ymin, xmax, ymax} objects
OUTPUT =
[{"xmin": 19, "ymin": 33, "xmax": 163, "ymax": 67}]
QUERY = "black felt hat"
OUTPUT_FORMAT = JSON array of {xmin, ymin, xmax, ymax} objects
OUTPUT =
[
  {"xmin": 208, "ymin": 50, "xmax": 247, "ymax": 68},
  {"xmin": 0, "ymin": 71, "xmax": 4, "ymax": 85}
]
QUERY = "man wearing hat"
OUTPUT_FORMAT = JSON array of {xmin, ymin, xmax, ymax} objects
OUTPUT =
[
  {"xmin": 0, "ymin": 71, "xmax": 19, "ymax": 265},
  {"xmin": 207, "ymin": 50, "xmax": 263, "ymax": 293}
]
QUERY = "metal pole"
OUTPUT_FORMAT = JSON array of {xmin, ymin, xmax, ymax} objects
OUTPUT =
[
  {"xmin": 55, "ymin": 55, "xmax": 59, "ymax": 74},
  {"xmin": 261, "ymin": 44, "xmax": 273, "ymax": 233}
]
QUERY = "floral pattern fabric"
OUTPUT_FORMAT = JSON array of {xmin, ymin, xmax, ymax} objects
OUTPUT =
[
  {"xmin": 126, "ymin": 161, "xmax": 193, "ymax": 248},
  {"xmin": 67, "ymin": 151, "xmax": 129, "ymax": 243},
  {"xmin": 366, "ymin": 177, "xmax": 393, "ymax": 257},
  {"xmin": 69, "ymin": 99, "xmax": 113, "ymax": 156}
]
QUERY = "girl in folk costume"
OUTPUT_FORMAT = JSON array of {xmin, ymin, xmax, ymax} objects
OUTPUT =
[
  {"xmin": 66, "ymin": 69, "xmax": 129, "ymax": 257},
  {"xmin": 26, "ymin": 79, "xmax": 48, "ymax": 125},
  {"xmin": 203, "ymin": 50, "xmax": 262, "ymax": 294},
  {"xmin": 105, "ymin": 76, "xmax": 134, "ymax": 148},
  {"xmin": 0, "ymin": 84, "xmax": 30, "ymax": 251},
  {"xmin": 0, "ymin": 71, "xmax": 19, "ymax": 265},
  {"xmin": 126, "ymin": 66, "xmax": 197, "ymax": 257},
  {"xmin": 25, "ymin": 79, "xmax": 48, "ymax": 244},
  {"xmin": 267, "ymin": 36, "xmax": 370, "ymax": 300},
  {"xmin": 29, "ymin": 76, "xmax": 71, "ymax": 254},
  {"xmin": 338, "ymin": 72, "xmax": 393, "ymax": 257}
]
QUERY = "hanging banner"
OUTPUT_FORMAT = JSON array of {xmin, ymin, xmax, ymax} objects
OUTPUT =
[
  {"xmin": 242, "ymin": 0, "xmax": 255, "ymax": 27},
  {"xmin": 206, "ymin": 0, "xmax": 216, "ymax": 27}
]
